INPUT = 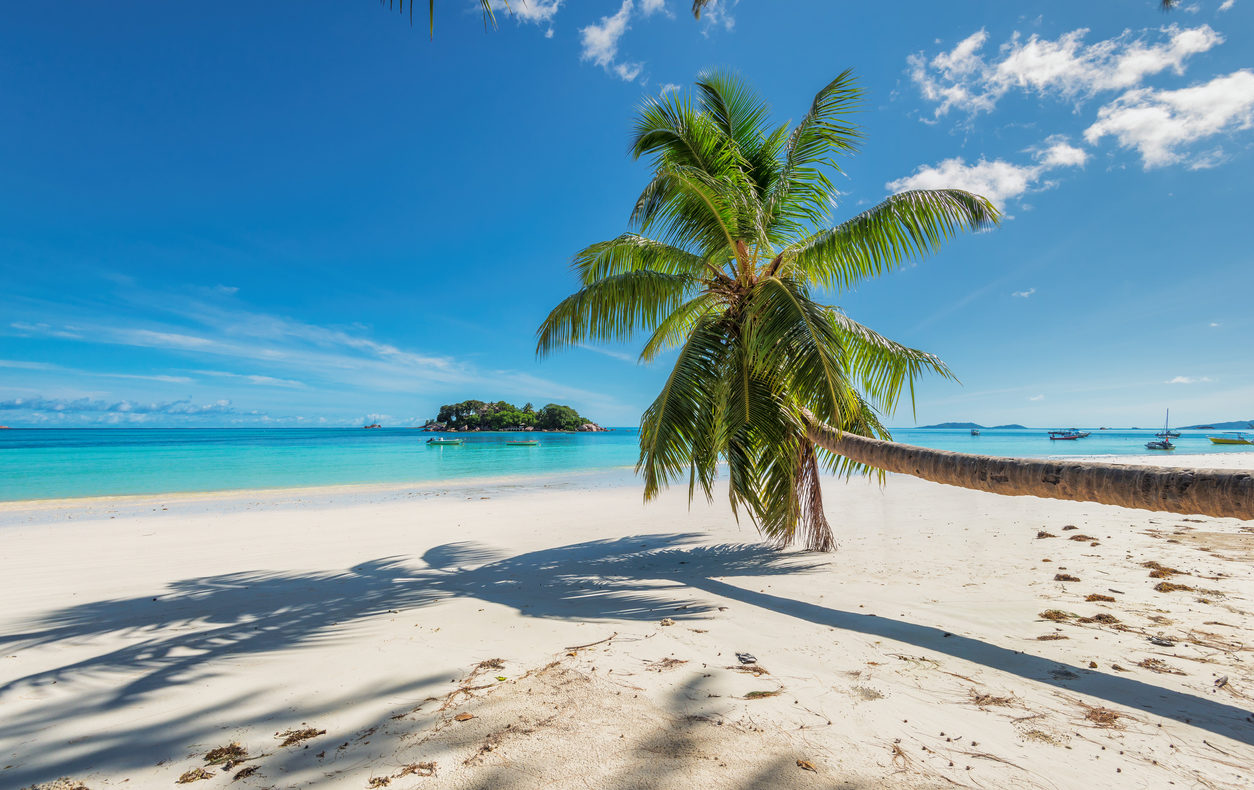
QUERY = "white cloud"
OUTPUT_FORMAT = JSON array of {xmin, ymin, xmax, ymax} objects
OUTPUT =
[
  {"xmin": 1219, "ymin": 0, "xmax": 1235, "ymax": 10},
  {"xmin": 659, "ymin": 82, "xmax": 682, "ymax": 95},
  {"xmin": 640, "ymin": 0, "xmax": 666, "ymax": 15},
  {"xmin": 885, "ymin": 135, "xmax": 1086, "ymax": 209},
  {"xmin": 580, "ymin": 0, "xmax": 642, "ymax": 82},
  {"xmin": 1210, "ymin": 321, "xmax": 1221, "ymax": 327},
  {"xmin": 1029, "ymin": 394, "xmax": 1045, "ymax": 401},
  {"xmin": 1084, "ymin": 69, "xmax": 1254, "ymax": 168},
  {"xmin": 1012, "ymin": 288, "xmax": 1036, "ymax": 298},
  {"xmin": 911, "ymin": 24, "xmax": 1223, "ymax": 117},
  {"xmin": 694, "ymin": 0, "xmax": 735, "ymax": 32},
  {"xmin": 501, "ymin": 0, "xmax": 564, "ymax": 24},
  {"xmin": 1166, "ymin": 375, "xmax": 1214, "ymax": 384}
]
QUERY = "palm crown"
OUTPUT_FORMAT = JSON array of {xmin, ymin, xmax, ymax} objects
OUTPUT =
[{"xmin": 537, "ymin": 71, "xmax": 998, "ymax": 551}]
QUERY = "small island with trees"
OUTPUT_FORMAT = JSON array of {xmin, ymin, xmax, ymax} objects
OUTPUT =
[{"xmin": 419, "ymin": 400, "xmax": 607, "ymax": 433}]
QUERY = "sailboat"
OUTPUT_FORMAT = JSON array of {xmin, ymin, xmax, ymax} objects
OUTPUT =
[{"xmin": 1145, "ymin": 410, "xmax": 1175, "ymax": 451}]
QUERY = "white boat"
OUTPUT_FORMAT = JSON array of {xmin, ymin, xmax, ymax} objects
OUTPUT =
[{"xmin": 1146, "ymin": 410, "xmax": 1175, "ymax": 451}]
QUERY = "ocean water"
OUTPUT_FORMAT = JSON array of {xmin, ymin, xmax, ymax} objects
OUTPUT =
[{"xmin": 0, "ymin": 427, "xmax": 1249, "ymax": 502}]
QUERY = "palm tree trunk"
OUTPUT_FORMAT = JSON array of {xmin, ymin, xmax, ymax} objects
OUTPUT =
[{"xmin": 806, "ymin": 420, "xmax": 1254, "ymax": 520}]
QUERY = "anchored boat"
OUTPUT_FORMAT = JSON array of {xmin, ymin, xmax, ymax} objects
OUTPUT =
[
  {"xmin": 506, "ymin": 439, "xmax": 540, "ymax": 446},
  {"xmin": 426, "ymin": 437, "xmax": 464, "ymax": 446},
  {"xmin": 1208, "ymin": 432, "xmax": 1253, "ymax": 445},
  {"xmin": 1146, "ymin": 410, "xmax": 1175, "ymax": 451}
]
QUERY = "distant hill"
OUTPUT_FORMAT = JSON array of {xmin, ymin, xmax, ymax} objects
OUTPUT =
[
  {"xmin": 916, "ymin": 422, "xmax": 1027, "ymax": 430},
  {"xmin": 1180, "ymin": 419, "xmax": 1254, "ymax": 430}
]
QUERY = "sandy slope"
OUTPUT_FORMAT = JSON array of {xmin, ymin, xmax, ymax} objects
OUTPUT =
[{"xmin": 1, "ymin": 460, "xmax": 1251, "ymax": 789}]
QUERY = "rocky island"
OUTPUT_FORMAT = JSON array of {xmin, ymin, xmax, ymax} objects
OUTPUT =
[{"xmin": 419, "ymin": 400, "xmax": 606, "ymax": 433}]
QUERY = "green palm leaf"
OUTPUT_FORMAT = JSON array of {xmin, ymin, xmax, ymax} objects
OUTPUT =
[{"xmin": 539, "ymin": 70, "xmax": 1000, "ymax": 551}]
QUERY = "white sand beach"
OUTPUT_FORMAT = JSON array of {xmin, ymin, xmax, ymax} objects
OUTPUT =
[{"xmin": 2, "ymin": 457, "xmax": 1252, "ymax": 789}]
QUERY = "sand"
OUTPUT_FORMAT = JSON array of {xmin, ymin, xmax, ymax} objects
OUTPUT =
[{"xmin": 1, "ymin": 457, "xmax": 1251, "ymax": 789}]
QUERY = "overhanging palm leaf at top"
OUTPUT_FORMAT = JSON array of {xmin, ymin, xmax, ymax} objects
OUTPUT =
[{"xmin": 537, "ymin": 71, "xmax": 999, "ymax": 552}]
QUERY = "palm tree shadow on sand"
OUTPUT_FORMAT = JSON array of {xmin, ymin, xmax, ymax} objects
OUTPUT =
[{"xmin": 3, "ymin": 533, "xmax": 1252, "ymax": 751}]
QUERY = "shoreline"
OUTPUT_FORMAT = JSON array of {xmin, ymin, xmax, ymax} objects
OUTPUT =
[
  {"xmin": 0, "ymin": 464, "xmax": 640, "ymax": 514},
  {"xmin": 3, "ymin": 451, "xmax": 1250, "ymax": 511}
]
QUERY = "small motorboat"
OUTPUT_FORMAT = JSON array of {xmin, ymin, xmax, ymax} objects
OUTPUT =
[
  {"xmin": 1146, "ymin": 410, "xmax": 1175, "ymax": 450},
  {"xmin": 1208, "ymin": 432, "xmax": 1253, "ymax": 445},
  {"xmin": 1048, "ymin": 429, "xmax": 1082, "ymax": 440},
  {"xmin": 506, "ymin": 440, "xmax": 540, "ymax": 446},
  {"xmin": 427, "ymin": 437, "xmax": 464, "ymax": 445},
  {"xmin": 970, "ymin": 429, "xmax": 980, "ymax": 436}
]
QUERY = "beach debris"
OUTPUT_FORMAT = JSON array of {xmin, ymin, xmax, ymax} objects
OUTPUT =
[
  {"xmin": 1088, "ymin": 661, "xmax": 1098, "ymax": 668},
  {"xmin": 1137, "ymin": 658, "xmax": 1185, "ymax": 675},
  {"xmin": 1062, "ymin": 525, "xmax": 1078, "ymax": 531},
  {"xmin": 1085, "ymin": 594, "xmax": 1115, "ymax": 602},
  {"xmin": 1215, "ymin": 675, "xmax": 1229, "ymax": 689},
  {"xmin": 21, "ymin": 780, "xmax": 92, "ymax": 790},
  {"xmin": 728, "ymin": 663, "xmax": 769, "ymax": 676},
  {"xmin": 796, "ymin": 759, "xmax": 817, "ymax": 772},
  {"xmin": 1053, "ymin": 574, "xmax": 1080, "ymax": 582},
  {"xmin": 1142, "ymin": 561, "xmax": 1182, "ymax": 577},
  {"xmin": 454, "ymin": 713, "xmax": 475, "ymax": 722},
  {"xmin": 1112, "ymin": 664, "xmax": 1127, "ymax": 671},
  {"xmin": 852, "ymin": 685, "xmax": 884, "ymax": 701},
  {"xmin": 1036, "ymin": 634, "xmax": 1068, "ymax": 640},
  {"xmin": 1036, "ymin": 531, "xmax": 1057, "ymax": 539},
  {"xmin": 1067, "ymin": 534, "xmax": 1096, "ymax": 542},
  {"xmin": 203, "ymin": 743, "xmax": 246, "ymax": 766},
  {"xmin": 1154, "ymin": 581, "xmax": 1194, "ymax": 593},
  {"xmin": 1148, "ymin": 636, "xmax": 1176, "ymax": 647},
  {"xmin": 1083, "ymin": 706, "xmax": 1121, "ymax": 727},
  {"xmin": 396, "ymin": 763, "xmax": 437, "ymax": 778},
  {"xmin": 231, "ymin": 766, "xmax": 259, "ymax": 782},
  {"xmin": 175, "ymin": 768, "xmax": 214, "ymax": 783},
  {"xmin": 659, "ymin": 618, "xmax": 675, "ymax": 626},
  {"xmin": 1039, "ymin": 609, "xmax": 1072, "ymax": 622},
  {"xmin": 495, "ymin": 675, "xmax": 507, "ymax": 681},
  {"xmin": 564, "ymin": 632, "xmax": 616, "ymax": 651},
  {"xmin": 474, "ymin": 658, "xmax": 505, "ymax": 672},
  {"xmin": 277, "ymin": 727, "xmax": 325, "ymax": 747},
  {"xmin": 970, "ymin": 690, "xmax": 1014, "ymax": 707},
  {"xmin": 367, "ymin": 778, "xmax": 391, "ymax": 788},
  {"xmin": 645, "ymin": 657, "xmax": 688, "ymax": 672},
  {"xmin": 744, "ymin": 689, "xmax": 782, "ymax": 700},
  {"xmin": 736, "ymin": 652, "xmax": 757, "ymax": 664},
  {"xmin": 1078, "ymin": 613, "xmax": 1120, "ymax": 624}
]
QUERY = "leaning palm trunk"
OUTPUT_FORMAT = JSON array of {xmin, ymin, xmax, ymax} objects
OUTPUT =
[{"xmin": 806, "ymin": 418, "xmax": 1254, "ymax": 520}]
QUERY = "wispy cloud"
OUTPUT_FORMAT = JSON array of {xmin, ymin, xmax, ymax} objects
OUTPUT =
[
  {"xmin": 910, "ymin": 24, "xmax": 1222, "ymax": 118},
  {"xmin": 1028, "ymin": 394, "xmax": 1045, "ymax": 401},
  {"xmin": 0, "ymin": 395, "xmax": 238, "ymax": 416},
  {"xmin": 575, "ymin": 343, "xmax": 637, "ymax": 363},
  {"xmin": 1012, "ymin": 287, "xmax": 1037, "ymax": 298},
  {"xmin": 1166, "ymin": 375, "xmax": 1214, "ymax": 384},
  {"xmin": 580, "ymin": 0, "xmax": 643, "ymax": 81}
]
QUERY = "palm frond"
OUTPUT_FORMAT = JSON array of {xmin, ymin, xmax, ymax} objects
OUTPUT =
[
  {"xmin": 764, "ymin": 70, "xmax": 863, "ymax": 239},
  {"xmin": 827, "ymin": 309, "xmax": 955, "ymax": 416},
  {"xmin": 572, "ymin": 233, "xmax": 714, "ymax": 285},
  {"xmin": 536, "ymin": 270, "xmax": 694, "ymax": 357},
  {"xmin": 778, "ymin": 188, "xmax": 999, "ymax": 292}
]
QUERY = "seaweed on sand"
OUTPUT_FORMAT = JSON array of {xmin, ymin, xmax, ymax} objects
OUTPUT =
[
  {"xmin": 397, "ymin": 763, "xmax": 437, "ymax": 778},
  {"xmin": 277, "ymin": 727, "xmax": 326, "ymax": 747},
  {"xmin": 204, "ymin": 743, "xmax": 247, "ymax": 766},
  {"xmin": 1039, "ymin": 609, "xmax": 1072, "ymax": 622},
  {"xmin": 176, "ymin": 768, "xmax": 214, "ymax": 783},
  {"xmin": 1054, "ymin": 574, "xmax": 1080, "ymax": 582},
  {"xmin": 744, "ymin": 689, "xmax": 782, "ymax": 700},
  {"xmin": 1154, "ymin": 581, "xmax": 1194, "ymax": 593},
  {"xmin": 1085, "ymin": 594, "xmax": 1115, "ymax": 602},
  {"xmin": 1036, "ymin": 634, "xmax": 1069, "ymax": 640},
  {"xmin": 1078, "ymin": 613, "xmax": 1120, "ymax": 624}
]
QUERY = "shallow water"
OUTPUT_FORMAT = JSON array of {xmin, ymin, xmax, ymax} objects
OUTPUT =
[{"xmin": 1, "ymin": 426, "xmax": 1249, "ymax": 501}]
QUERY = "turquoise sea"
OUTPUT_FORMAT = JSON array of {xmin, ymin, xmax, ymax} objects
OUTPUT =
[{"xmin": 1, "ymin": 427, "xmax": 1250, "ymax": 502}]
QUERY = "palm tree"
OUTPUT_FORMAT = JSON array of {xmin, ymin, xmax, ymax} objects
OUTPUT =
[{"xmin": 537, "ymin": 71, "xmax": 999, "ymax": 551}]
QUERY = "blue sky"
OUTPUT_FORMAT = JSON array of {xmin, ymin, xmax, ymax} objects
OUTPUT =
[{"xmin": 2, "ymin": 0, "xmax": 1252, "ymax": 429}]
